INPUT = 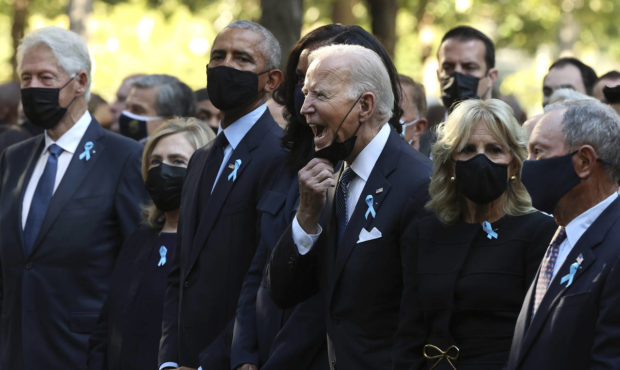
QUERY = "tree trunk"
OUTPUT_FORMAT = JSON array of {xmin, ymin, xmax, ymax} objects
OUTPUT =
[
  {"xmin": 260, "ymin": 0, "xmax": 304, "ymax": 69},
  {"xmin": 365, "ymin": 0, "xmax": 397, "ymax": 57},
  {"xmin": 332, "ymin": 0, "xmax": 355, "ymax": 25},
  {"xmin": 68, "ymin": 0, "xmax": 93, "ymax": 40},
  {"xmin": 11, "ymin": 0, "xmax": 29, "ymax": 81}
]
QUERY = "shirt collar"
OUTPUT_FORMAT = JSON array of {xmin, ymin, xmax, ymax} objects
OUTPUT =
[
  {"xmin": 44, "ymin": 111, "xmax": 91, "ymax": 154},
  {"xmin": 349, "ymin": 123, "xmax": 390, "ymax": 182},
  {"xmin": 565, "ymin": 192, "xmax": 618, "ymax": 247},
  {"xmin": 218, "ymin": 104, "xmax": 267, "ymax": 150}
]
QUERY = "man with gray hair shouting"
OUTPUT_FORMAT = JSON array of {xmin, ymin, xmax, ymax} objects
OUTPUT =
[{"xmin": 268, "ymin": 43, "xmax": 431, "ymax": 369}]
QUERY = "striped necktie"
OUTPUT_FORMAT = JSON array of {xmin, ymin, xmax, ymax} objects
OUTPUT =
[{"xmin": 532, "ymin": 226, "xmax": 567, "ymax": 317}]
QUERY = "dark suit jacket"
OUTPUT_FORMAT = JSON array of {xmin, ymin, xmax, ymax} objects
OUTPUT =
[
  {"xmin": 507, "ymin": 196, "xmax": 620, "ymax": 370},
  {"xmin": 231, "ymin": 169, "xmax": 329, "ymax": 370},
  {"xmin": 158, "ymin": 110, "xmax": 288, "ymax": 369},
  {"xmin": 0, "ymin": 119, "xmax": 147, "ymax": 369},
  {"xmin": 268, "ymin": 130, "xmax": 432, "ymax": 370},
  {"xmin": 393, "ymin": 212, "xmax": 555, "ymax": 370}
]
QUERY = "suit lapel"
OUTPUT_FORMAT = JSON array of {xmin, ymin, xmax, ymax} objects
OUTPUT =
[
  {"xmin": 185, "ymin": 111, "xmax": 272, "ymax": 275},
  {"xmin": 29, "ymin": 120, "xmax": 105, "ymax": 255},
  {"xmin": 327, "ymin": 132, "xmax": 398, "ymax": 302},
  {"xmin": 18, "ymin": 136, "xmax": 45, "ymax": 253},
  {"xmin": 515, "ymin": 198, "xmax": 620, "ymax": 366}
]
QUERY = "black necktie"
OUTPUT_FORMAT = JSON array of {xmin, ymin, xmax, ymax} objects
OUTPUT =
[
  {"xmin": 335, "ymin": 166, "xmax": 355, "ymax": 242},
  {"xmin": 201, "ymin": 133, "xmax": 229, "ymax": 197},
  {"xmin": 23, "ymin": 143, "xmax": 63, "ymax": 254}
]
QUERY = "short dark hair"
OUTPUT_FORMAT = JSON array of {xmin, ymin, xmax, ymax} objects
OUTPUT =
[
  {"xmin": 132, "ymin": 74, "xmax": 196, "ymax": 117},
  {"xmin": 440, "ymin": 25, "xmax": 495, "ymax": 70},
  {"xmin": 598, "ymin": 70, "xmax": 620, "ymax": 82},
  {"xmin": 398, "ymin": 74, "xmax": 427, "ymax": 117},
  {"xmin": 194, "ymin": 88, "xmax": 210, "ymax": 102},
  {"xmin": 549, "ymin": 57, "xmax": 597, "ymax": 96}
]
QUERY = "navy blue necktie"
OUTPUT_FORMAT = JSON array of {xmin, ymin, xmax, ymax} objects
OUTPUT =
[
  {"xmin": 335, "ymin": 166, "xmax": 355, "ymax": 242},
  {"xmin": 23, "ymin": 143, "xmax": 63, "ymax": 254}
]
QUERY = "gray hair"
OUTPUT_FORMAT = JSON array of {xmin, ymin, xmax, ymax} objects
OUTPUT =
[
  {"xmin": 225, "ymin": 20, "xmax": 281, "ymax": 70},
  {"xmin": 552, "ymin": 100, "xmax": 620, "ymax": 183},
  {"xmin": 544, "ymin": 88, "xmax": 596, "ymax": 111},
  {"xmin": 309, "ymin": 44, "xmax": 394, "ymax": 123},
  {"xmin": 17, "ymin": 26, "xmax": 92, "ymax": 98},
  {"xmin": 132, "ymin": 74, "xmax": 196, "ymax": 117}
]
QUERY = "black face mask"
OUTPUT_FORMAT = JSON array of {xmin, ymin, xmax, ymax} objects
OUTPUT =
[
  {"xmin": 119, "ymin": 111, "xmax": 156, "ymax": 141},
  {"xmin": 455, "ymin": 153, "xmax": 508, "ymax": 204},
  {"xmin": 440, "ymin": 72, "xmax": 481, "ymax": 112},
  {"xmin": 521, "ymin": 151, "xmax": 580, "ymax": 214},
  {"xmin": 145, "ymin": 163, "xmax": 187, "ymax": 212},
  {"xmin": 313, "ymin": 95, "xmax": 363, "ymax": 165},
  {"xmin": 21, "ymin": 77, "xmax": 75, "ymax": 129},
  {"xmin": 293, "ymin": 83, "xmax": 305, "ymax": 118},
  {"xmin": 207, "ymin": 65, "xmax": 268, "ymax": 111},
  {"xmin": 603, "ymin": 85, "xmax": 620, "ymax": 104}
]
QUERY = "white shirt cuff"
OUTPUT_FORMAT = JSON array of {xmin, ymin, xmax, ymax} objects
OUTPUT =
[
  {"xmin": 292, "ymin": 215, "xmax": 321, "ymax": 255},
  {"xmin": 159, "ymin": 362, "xmax": 178, "ymax": 370}
]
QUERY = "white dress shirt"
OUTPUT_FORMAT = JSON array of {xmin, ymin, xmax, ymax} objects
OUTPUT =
[
  {"xmin": 160, "ymin": 104, "xmax": 267, "ymax": 370},
  {"xmin": 293, "ymin": 123, "xmax": 390, "ymax": 255},
  {"xmin": 551, "ymin": 192, "xmax": 618, "ymax": 280},
  {"xmin": 21, "ymin": 111, "xmax": 91, "ymax": 229}
]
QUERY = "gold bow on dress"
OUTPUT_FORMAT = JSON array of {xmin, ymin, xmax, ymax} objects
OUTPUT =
[{"xmin": 423, "ymin": 344, "xmax": 460, "ymax": 370}]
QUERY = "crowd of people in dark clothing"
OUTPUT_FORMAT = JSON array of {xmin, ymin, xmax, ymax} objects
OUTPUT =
[{"xmin": 1, "ymin": 19, "xmax": 620, "ymax": 370}]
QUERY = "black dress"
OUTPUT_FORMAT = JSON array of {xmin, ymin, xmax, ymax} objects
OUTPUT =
[
  {"xmin": 394, "ymin": 211, "xmax": 557, "ymax": 370},
  {"xmin": 88, "ymin": 227, "xmax": 177, "ymax": 370}
]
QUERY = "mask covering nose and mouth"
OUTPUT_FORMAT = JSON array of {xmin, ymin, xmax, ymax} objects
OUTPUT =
[
  {"xmin": 21, "ymin": 76, "xmax": 76, "ymax": 129},
  {"xmin": 207, "ymin": 65, "xmax": 269, "ymax": 111},
  {"xmin": 440, "ymin": 72, "xmax": 482, "ymax": 112},
  {"xmin": 119, "ymin": 111, "xmax": 160, "ymax": 141},
  {"xmin": 603, "ymin": 85, "xmax": 620, "ymax": 104},
  {"xmin": 313, "ymin": 94, "xmax": 363, "ymax": 165}
]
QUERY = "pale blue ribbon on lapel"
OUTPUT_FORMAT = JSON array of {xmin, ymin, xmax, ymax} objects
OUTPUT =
[
  {"xmin": 228, "ymin": 159, "xmax": 242, "ymax": 182},
  {"xmin": 365, "ymin": 195, "xmax": 376, "ymax": 219},
  {"xmin": 482, "ymin": 221, "xmax": 498, "ymax": 239},
  {"xmin": 78, "ymin": 141, "xmax": 94, "ymax": 161},
  {"xmin": 560, "ymin": 261, "xmax": 580, "ymax": 287},
  {"xmin": 158, "ymin": 246, "xmax": 167, "ymax": 267}
]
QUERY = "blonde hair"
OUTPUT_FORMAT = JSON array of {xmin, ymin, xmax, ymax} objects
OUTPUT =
[
  {"xmin": 427, "ymin": 99, "xmax": 534, "ymax": 224},
  {"xmin": 141, "ymin": 117, "xmax": 215, "ymax": 229}
]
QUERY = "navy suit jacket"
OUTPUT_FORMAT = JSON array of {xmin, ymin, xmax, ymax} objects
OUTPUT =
[
  {"xmin": 158, "ymin": 110, "xmax": 288, "ymax": 369},
  {"xmin": 507, "ymin": 196, "xmax": 620, "ymax": 370},
  {"xmin": 231, "ymin": 168, "xmax": 329, "ymax": 370},
  {"xmin": 268, "ymin": 130, "xmax": 432, "ymax": 370},
  {"xmin": 0, "ymin": 119, "xmax": 147, "ymax": 369}
]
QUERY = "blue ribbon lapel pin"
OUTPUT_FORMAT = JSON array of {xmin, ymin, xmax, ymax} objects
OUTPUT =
[
  {"xmin": 158, "ymin": 246, "xmax": 167, "ymax": 267},
  {"xmin": 78, "ymin": 141, "xmax": 94, "ymax": 161},
  {"xmin": 561, "ymin": 253, "xmax": 583, "ymax": 288},
  {"xmin": 227, "ymin": 159, "xmax": 242, "ymax": 182},
  {"xmin": 482, "ymin": 221, "xmax": 498, "ymax": 239},
  {"xmin": 365, "ymin": 194, "xmax": 377, "ymax": 220}
]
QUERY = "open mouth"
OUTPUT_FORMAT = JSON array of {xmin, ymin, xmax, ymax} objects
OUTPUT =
[{"xmin": 310, "ymin": 124, "xmax": 328, "ymax": 138}]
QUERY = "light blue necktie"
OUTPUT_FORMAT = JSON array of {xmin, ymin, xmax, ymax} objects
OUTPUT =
[{"xmin": 23, "ymin": 144, "xmax": 63, "ymax": 254}]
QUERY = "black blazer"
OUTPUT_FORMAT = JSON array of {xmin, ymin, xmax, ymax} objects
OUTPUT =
[
  {"xmin": 88, "ymin": 227, "xmax": 176, "ymax": 370},
  {"xmin": 0, "ymin": 119, "xmax": 147, "ymax": 369},
  {"xmin": 268, "ymin": 130, "xmax": 432, "ymax": 370},
  {"xmin": 507, "ymin": 196, "xmax": 620, "ymax": 370},
  {"xmin": 231, "ymin": 168, "xmax": 329, "ymax": 370},
  {"xmin": 158, "ymin": 110, "xmax": 288, "ymax": 369},
  {"xmin": 393, "ymin": 212, "xmax": 556, "ymax": 370}
]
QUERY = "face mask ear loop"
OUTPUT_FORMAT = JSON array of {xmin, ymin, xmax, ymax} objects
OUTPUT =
[{"xmin": 330, "ymin": 93, "xmax": 364, "ymax": 145}]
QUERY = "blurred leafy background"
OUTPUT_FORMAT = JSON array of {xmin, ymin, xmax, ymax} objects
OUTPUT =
[{"xmin": 1, "ymin": 0, "xmax": 618, "ymax": 116}]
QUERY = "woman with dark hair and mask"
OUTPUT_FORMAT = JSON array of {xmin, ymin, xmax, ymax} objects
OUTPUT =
[
  {"xmin": 88, "ymin": 117, "xmax": 214, "ymax": 370},
  {"xmin": 393, "ymin": 99, "xmax": 556, "ymax": 369},
  {"xmin": 231, "ymin": 24, "xmax": 406, "ymax": 370}
]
